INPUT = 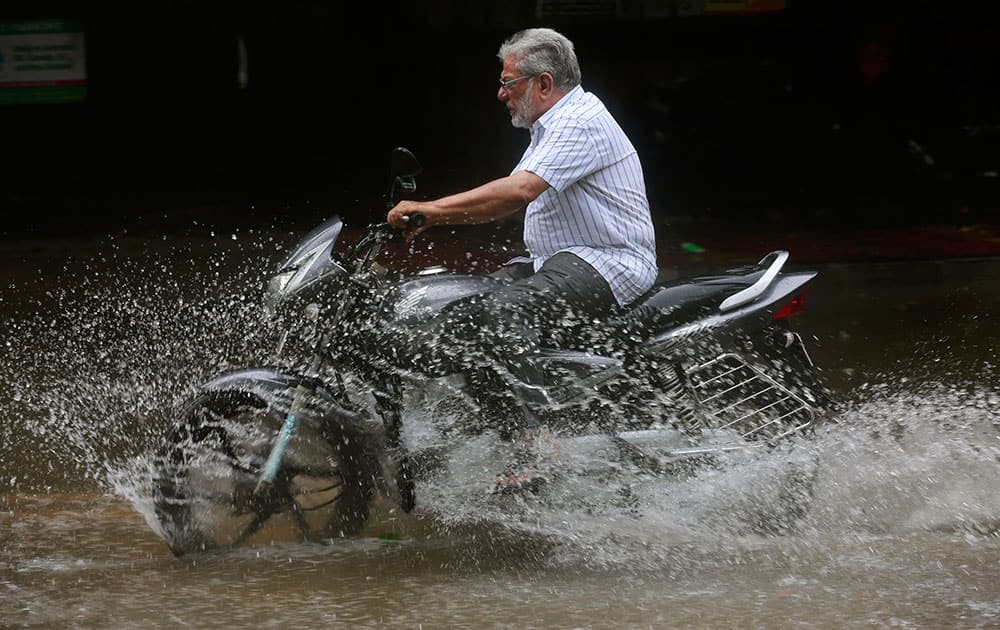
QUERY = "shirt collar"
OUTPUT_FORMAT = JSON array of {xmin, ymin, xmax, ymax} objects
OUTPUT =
[{"xmin": 530, "ymin": 84, "xmax": 584, "ymax": 138}]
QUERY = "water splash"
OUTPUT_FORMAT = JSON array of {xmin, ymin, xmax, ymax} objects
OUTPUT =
[
  {"xmin": 408, "ymin": 376, "xmax": 1000, "ymax": 570},
  {"xmin": 0, "ymin": 234, "xmax": 285, "ymax": 494},
  {"xmin": 805, "ymin": 383, "xmax": 1000, "ymax": 536},
  {"xmin": 2, "ymin": 236, "xmax": 998, "ymax": 569}
]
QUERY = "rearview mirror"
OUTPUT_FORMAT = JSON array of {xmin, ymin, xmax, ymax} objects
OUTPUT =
[
  {"xmin": 387, "ymin": 147, "xmax": 422, "ymax": 209},
  {"xmin": 390, "ymin": 147, "xmax": 421, "ymax": 178}
]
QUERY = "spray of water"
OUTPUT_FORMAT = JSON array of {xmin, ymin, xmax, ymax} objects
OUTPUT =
[
  {"xmin": 401, "ymin": 360, "xmax": 1000, "ymax": 570},
  {"xmin": 0, "ymin": 233, "xmax": 283, "ymax": 495},
  {"xmin": 2, "ymin": 234, "xmax": 997, "ymax": 569}
]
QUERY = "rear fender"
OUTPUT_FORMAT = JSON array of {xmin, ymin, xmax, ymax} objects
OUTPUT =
[
  {"xmin": 727, "ymin": 271, "xmax": 817, "ymax": 324},
  {"xmin": 642, "ymin": 271, "xmax": 817, "ymax": 353}
]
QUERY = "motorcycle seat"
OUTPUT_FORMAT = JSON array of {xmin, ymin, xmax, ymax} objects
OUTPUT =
[{"xmin": 602, "ymin": 268, "xmax": 766, "ymax": 341}]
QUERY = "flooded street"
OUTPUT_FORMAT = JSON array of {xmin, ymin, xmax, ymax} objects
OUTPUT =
[{"xmin": 2, "ymin": 230, "xmax": 998, "ymax": 627}]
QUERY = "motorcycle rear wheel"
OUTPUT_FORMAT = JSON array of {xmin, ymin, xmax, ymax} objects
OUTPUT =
[
  {"xmin": 151, "ymin": 390, "xmax": 374, "ymax": 556},
  {"xmin": 754, "ymin": 327, "xmax": 836, "ymax": 414}
]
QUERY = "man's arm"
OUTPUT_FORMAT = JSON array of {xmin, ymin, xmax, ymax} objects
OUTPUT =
[{"xmin": 387, "ymin": 170, "xmax": 549, "ymax": 235}]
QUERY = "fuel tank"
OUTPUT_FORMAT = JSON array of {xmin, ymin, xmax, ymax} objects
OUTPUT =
[{"xmin": 381, "ymin": 269, "xmax": 501, "ymax": 324}]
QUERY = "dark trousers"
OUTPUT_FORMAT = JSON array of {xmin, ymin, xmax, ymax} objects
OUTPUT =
[
  {"xmin": 485, "ymin": 252, "xmax": 615, "ymax": 387},
  {"xmin": 390, "ymin": 252, "xmax": 615, "ymax": 429}
]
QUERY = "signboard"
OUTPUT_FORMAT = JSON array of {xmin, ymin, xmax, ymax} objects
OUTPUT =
[
  {"xmin": 0, "ymin": 19, "xmax": 87, "ymax": 105},
  {"xmin": 703, "ymin": 0, "xmax": 785, "ymax": 14}
]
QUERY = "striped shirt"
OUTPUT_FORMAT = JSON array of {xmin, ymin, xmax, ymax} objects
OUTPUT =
[{"xmin": 511, "ymin": 85, "xmax": 658, "ymax": 306}]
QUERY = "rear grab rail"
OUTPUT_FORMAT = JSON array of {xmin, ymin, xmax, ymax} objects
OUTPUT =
[{"xmin": 719, "ymin": 250, "xmax": 789, "ymax": 312}]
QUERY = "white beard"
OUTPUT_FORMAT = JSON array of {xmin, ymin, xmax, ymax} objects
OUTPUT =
[{"xmin": 509, "ymin": 87, "xmax": 537, "ymax": 129}]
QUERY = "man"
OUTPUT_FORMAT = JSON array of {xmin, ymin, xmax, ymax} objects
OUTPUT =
[{"xmin": 387, "ymin": 27, "xmax": 657, "ymax": 489}]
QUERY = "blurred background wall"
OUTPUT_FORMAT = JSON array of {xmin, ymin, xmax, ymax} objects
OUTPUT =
[{"xmin": 1, "ymin": 1, "xmax": 997, "ymax": 238}]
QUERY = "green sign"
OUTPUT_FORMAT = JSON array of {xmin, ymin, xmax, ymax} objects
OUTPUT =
[{"xmin": 0, "ymin": 19, "xmax": 87, "ymax": 105}]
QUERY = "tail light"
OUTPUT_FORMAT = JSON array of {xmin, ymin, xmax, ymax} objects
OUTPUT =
[{"xmin": 773, "ymin": 288, "xmax": 809, "ymax": 320}]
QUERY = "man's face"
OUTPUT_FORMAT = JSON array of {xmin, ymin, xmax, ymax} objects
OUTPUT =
[{"xmin": 498, "ymin": 55, "xmax": 537, "ymax": 129}]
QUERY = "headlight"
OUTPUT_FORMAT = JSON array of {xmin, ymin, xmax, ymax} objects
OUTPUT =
[
  {"xmin": 261, "ymin": 237, "xmax": 346, "ymax": 318},
  {"xmin": 264, "ymin": 270, "xmax": 296, "ymax": 316},
  {"xmin": 268, "ymin": 270, "xmax": 295, "ymax": 295}
]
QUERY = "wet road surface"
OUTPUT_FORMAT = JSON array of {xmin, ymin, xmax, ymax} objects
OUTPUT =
[{"xmin": 1, "ymin": 227, "xmax": 998, "ymax": 627}]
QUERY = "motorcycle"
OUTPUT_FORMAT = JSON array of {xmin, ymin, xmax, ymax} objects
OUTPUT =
[{"xmin": 150, "ymin": 147, "xmax": 833, "ymax": 556}]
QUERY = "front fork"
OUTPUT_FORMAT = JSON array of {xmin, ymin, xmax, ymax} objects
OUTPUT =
[
  {"xmin": 253, "ymin": 282, "xmax": 356, "ymax": 497},
  {"xmin": 252, "ymin": 231, "xmax": 396, "ymax": 499},
  {"xmin": 250, "ymin": 365, "xmax": 416, "ymax": 513},
  {"xmin": 253, "ymin": 335, "xmax": 327, "ymax": 498},
  {"xmin": 253, "ymin": 382, "xmax": 311, "ymax": 495}
]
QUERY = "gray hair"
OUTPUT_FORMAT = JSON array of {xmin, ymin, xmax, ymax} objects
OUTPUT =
[{"xmin": 497, "ymin": 28, "xmax": 582, "ymax": 89}]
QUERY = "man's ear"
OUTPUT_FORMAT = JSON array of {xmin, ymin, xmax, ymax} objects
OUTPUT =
[{"xmin": 538, "ymin": 72, "xmax": 554, "ymax": 94}]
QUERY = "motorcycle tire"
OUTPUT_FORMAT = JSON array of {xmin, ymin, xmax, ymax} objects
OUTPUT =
[{"xmin": 151, "ymin": 390, "xmax": 374, "ymax": 556}]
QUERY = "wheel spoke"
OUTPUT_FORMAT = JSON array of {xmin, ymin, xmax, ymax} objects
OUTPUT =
[
  {"xmin": 229, "ymin": 507, "xmax": 275, "ymax": 548},
  {"xmin": 296, "ymin": 494, "xmax": 344, "ymax": 512}
]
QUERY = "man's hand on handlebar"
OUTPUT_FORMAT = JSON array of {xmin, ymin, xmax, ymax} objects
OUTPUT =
[{"xmin": 387, "ymin": 201, "xmax": 431, "ymax": 242}]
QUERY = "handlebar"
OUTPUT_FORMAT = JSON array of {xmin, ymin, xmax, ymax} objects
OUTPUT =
[
  {"xmin": 350, "ymin": 212, "xmax": 429, "ymax": 264},
  {"xmin": 402, "ymin": 213, "xmax": 426, "ymax": 228},
  {"xmin": 380, "ymin": 212, "xmax": 426, "ymax": 242}
]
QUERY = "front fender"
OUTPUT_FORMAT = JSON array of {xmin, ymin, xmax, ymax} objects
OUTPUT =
[
  {"xmin": 201, "ymin": 367, "xmax": 315, "ymax": 394},
  {"xmin": 198, "ymin": 367, "xmax": 354, "ymax": 423}
]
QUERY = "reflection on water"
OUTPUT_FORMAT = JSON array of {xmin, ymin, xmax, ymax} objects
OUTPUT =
[{"xmin": 1, "ymin": 235, "xmax": 998, "ymax": 626}]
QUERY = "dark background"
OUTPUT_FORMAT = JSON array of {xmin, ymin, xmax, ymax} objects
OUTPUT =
[{"xmin": 2, "ymin": 1, "xmax": 998, "ymax": 241}]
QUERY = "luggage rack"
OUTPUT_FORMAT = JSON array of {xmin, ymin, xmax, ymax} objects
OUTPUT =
[{"xmin": 687, "ymin": 353, "xmax": 814, "ymax": 443}]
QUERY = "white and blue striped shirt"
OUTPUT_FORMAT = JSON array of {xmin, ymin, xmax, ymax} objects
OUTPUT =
[{"xmin": 511, "ymin": 86, "xmax": 658, "ymax": 306}]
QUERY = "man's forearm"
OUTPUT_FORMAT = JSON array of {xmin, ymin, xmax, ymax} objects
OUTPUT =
[
  {"xmin": 429, "ymin": 174, "xmax": 536, "ymax": 224},
  {"xmin": 387, "ymin": 170, "xmax": 549, "ymax": 232}
]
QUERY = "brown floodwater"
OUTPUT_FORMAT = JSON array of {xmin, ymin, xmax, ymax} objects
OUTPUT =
[{"xmin": 1, "ymin": 230, "xmax": 998, "ymax": 627}]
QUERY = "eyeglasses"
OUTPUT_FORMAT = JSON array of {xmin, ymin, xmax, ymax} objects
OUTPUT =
[{"xmin": 499, "ymin": 74, "xmax": 536, "ymax": 92}]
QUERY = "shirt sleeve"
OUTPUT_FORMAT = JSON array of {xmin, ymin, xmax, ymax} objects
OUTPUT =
[{"xmin": 517, "ymin": 121, "xmax": 600, "ymax": 193}]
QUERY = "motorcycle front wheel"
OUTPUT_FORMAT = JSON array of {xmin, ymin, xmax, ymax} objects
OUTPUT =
[{"xmin": 151, "ymin": 390, "xmax": 375, "ymax": 556}]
